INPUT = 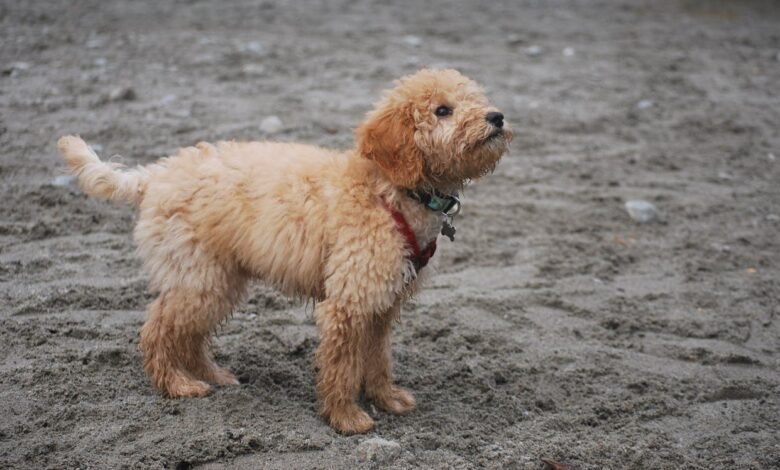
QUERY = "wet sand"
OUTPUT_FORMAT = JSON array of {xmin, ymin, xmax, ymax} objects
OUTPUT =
[{"xmin": 1, "ymin": 0, "xmax": 778, "ymax": 468}]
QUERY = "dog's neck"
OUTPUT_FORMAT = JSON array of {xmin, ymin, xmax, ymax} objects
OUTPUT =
[{"xmin": 347, "ymin": 154, "xmax": 446, "ymax": 242}]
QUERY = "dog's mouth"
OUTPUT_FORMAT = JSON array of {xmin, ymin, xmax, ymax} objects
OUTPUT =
[{"xmin": 482, "ymin": 128, "xmax": 505, "ymax": 144}]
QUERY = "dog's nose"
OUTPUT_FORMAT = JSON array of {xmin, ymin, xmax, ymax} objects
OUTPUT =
[{"xmin": 486, "ymin": 112, "xmax": 504, "ymax": 128}]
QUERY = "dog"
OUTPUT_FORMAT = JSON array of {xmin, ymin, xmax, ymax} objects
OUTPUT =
[{"xmin": 57, "ymin": 68, "xmax": 511, "ymax": 434}]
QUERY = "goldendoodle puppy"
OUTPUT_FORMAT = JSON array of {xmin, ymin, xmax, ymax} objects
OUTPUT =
[{"xmin": 57, "ymin": 68, "xmax": 511, "ymax": 434}]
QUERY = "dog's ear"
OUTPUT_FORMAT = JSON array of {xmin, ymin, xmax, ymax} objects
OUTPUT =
[{"xmin": 356, "ymin": 103, "xmax": 424, "ymax": 189}]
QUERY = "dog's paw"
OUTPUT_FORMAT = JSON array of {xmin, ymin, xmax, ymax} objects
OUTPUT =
[
  {"xmin": 370, "ymin": 386, "xmax": 416, "ymax": 415},
  {"xmin": 165, "ymin": 375, "xmax": 211, "ymax": 398},
  {"xmin": 327, "ymin": 404, "xmax": 375, "ymax": 434}
]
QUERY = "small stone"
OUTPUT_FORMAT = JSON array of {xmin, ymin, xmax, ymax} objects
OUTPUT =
[
  {"xmin": 356, "ymin": 437, "xmax": 401, "ymax": 463},
  {"xmin": 403, "ymin": 35, "xmax": 422, "ymax": 47},
  {"xmin": 197, "ymin": 36, "xmax": 215, "ymax": 46},
  {"xmin": 259, "ymin": 115, "xmax": 283, "ymax": 134},
  {"xmin": 625, "ymin": 200, "xmax": 658, "ymax": 224},
  {"xmin": 506, "ymin": 34, "xmax": 525, "ymax": 46},
  {"xmin": 94, "ymin": 57, "xmax": 108, "ymax": 67},
  {"xmin": 717, "ymin": 170, "xmax": 733, "ymax": 181},
  {"xmin": 160, "ymin": 94, "xmax": 178, "ymax": 106},
  {"xmin": 710, "ymin": 243, "xmax": 731, "ymax": 252},
  {"xmin": 525, "ymin": 45, "xmax": 543, "ymax": 56},
  {"xmin": 241, "ymin": 41, "xmax": 264, "ymax": 54},
  {"xmin": 86, "ymin": 36, "xmax": 105, "ymax": 49},
  {"xmin": 242, "ymin": 63, "xmax": 266, "ymax": 76},
  {"xmin": 636, "ymin": 99, "xmax": 654, "ymax": 110},
  {"xmin": 108, "ymin": 87, "xmax": 137, "ymax": 102},
  {"xmin": 167, "ymin": 107, "xmax": 192, "ymax": 119},
  {"xmin": 3, "ymin": 62, "xmax": 31, "ymax": 76},
  {"xmin": 52, "ymin": 175, "xmax": 75, "ymax": 187},
  {"xmin": 562, "ymin": 47, "xmax": 575, "ymax": 57},
  {"xmin": 768, "ymin": 153, "xmax": 776, "ymax": 162},
  {"xmin": 191, "ymin": 53, "xmax": 217, "ymax": 66},
  {"xmin": 766, "ymin": 214, "xmax": 780, "ymax": 222}
]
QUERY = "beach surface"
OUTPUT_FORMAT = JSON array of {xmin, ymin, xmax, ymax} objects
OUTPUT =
[{"xmin": 1, "ymin": 0, "xmax": 778, "ymax": 468}]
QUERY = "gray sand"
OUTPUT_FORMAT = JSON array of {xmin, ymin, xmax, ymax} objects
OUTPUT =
[{"xmin": 1, "ymin": 0, "xmax": 778, "ymax": 468}]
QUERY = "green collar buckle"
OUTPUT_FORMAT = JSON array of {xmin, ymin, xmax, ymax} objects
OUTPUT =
[{"xmin": 406, "ymin": 189, "xmax": 461, "ymax": 216}]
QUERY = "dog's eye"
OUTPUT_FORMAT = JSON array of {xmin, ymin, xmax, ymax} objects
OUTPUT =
[{"xmin": 435, "ymin": 105, "xmax": 452, "ymax": 117}]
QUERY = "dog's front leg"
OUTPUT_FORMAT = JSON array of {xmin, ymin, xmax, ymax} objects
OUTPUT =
[
  {"xmin": 364, "ymin": 301, "xmax": 416, "ymax": 415},
  {"xmin": 314, "ymin": 299, "xmax": 374, "ymax": 434}
]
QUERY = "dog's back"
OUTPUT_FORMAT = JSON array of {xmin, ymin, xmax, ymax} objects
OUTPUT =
[{"xmin": 59, "ymin": 137, "xmax": 347, "ymax": 298}]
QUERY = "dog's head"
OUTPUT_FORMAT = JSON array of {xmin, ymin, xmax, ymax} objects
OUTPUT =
[{"xmin": 356, "ymin": 68, "xmax": 512, "ymax": 190}]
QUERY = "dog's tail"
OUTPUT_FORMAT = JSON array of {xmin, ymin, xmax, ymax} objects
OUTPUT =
[{"xmin": 57, "ymin": 135, "xmax": 149, "ymax": 206}]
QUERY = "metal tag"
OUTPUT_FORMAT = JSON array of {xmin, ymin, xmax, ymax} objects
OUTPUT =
[{"xmin": 441, "ymin": 219, "xmax": 457, "ymax": 242}]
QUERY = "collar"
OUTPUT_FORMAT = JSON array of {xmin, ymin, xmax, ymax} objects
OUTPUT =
[
  {"xmin": 405, "ymin": 188, "xmax": 461, "ymax": 216},
  {"xmin": 382, "ymin": 200, "xmax": 437, "ymax": 272}
]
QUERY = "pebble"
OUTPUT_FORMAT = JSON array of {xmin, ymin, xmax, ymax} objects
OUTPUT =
[
  {"xmin": 768, "ymin": 153, "xmax": 776, "ymax": 162},
  {"xmin": 86, "ymin": 37, "xmax": 105, "ymax": 49},
  {"xmin": 108, "ymin": 87, "xmax": 137, "ymax": 102},
  {"xmin": 259, "ymin": 115, "xmax": 283, "ymax": 134},
  {"xmin": 10, "ymin": 61, "xmax": 31, "ymax": 71},
  {"xmin": 625, "ymin": 200, "xmax": 659, "ymax": 224},
  {"xmin": 242, "ymin": 63, "xmax": 266, "ymax": 76},
  {"xmin": 766, "ymin": 214, "xmax": 780, "ymax": 222},
  {"xmin": 356, "ymin": 437, "xmax": 401, "ymax": 463},
  {"xmin": 52, "ymin": 175, "xmax": 75, "ymax": 187},
  {"xmin": 403, "ymin": 35, "xmax": 422, "ymax": 47},
  {"xmin": 562, "ymin": 47, "xmax": 575, "ymax": 57},
  {"xmin": 3, "ymin": 62, "xmax": 31, "ymax": 77},
  {"xmin": 717, "ymin": 171, "xmax": 733, "ymax": 181},
  {"xmin": 506, "ymin": 34, "xmax": 525, "ymax": 46},
  {"xmin": 710, "ymin": 243, "xmax": 731, "ymax": 252},
  {"xmin": 191, "ymin": 53, "xmax": 217, "ymax": 66},
  {"xmin": 240, "ymin": 41, "xmax": 264, "ymax": 54},
  {"xmin": 525, "ymin": 45, "xmax": 544, "ymax": 56},
  {"xmin": 160, "ymin": 94, "xmax": 178, "ymax": 106},
  {"xmin": 636, "ymin": 99, "xmax": 654, "ymax": 110},
  {"xmin": 167, "ymin": 107, "xmax": 192, "ymax": 119}
]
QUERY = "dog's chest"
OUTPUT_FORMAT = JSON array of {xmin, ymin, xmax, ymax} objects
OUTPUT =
[
  {"xmin": 416, "ymin": 213, "xmax": 444, "ymax": 247},
  {"xmin": 399, "ymin": 201, "xmax": 444, "ymax": 248}
]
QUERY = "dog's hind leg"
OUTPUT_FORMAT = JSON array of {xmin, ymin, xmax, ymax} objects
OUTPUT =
[{"xmin": 139, "ymin": 267, "xmax": 247, "ymax": 398}]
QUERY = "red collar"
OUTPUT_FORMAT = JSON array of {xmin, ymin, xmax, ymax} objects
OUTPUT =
[{"xmin": 383, "ymin": 202, "xmax": 437, "ymax": 272}]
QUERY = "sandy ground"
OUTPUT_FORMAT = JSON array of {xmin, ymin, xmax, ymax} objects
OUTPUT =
[{"xmin": 1, "ymin": 0, "xmax": 779, "ymax": 468}]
